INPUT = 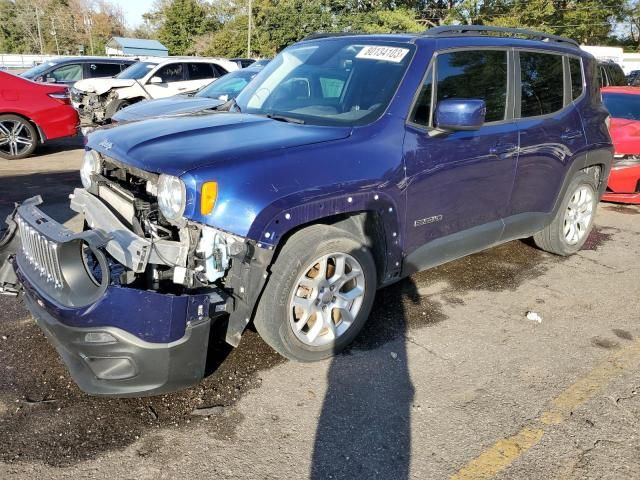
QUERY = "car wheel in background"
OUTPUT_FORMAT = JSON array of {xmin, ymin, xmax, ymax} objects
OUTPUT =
[
  {"xmin": 254, "ymin": 225, "xmax": 377, "ymax": 362},
  {"xmin": 533, "ymin": 170, "xmax": 599, "ymax": 255},
  {"xmin": 0, "ymin": 114, "xmax": 38, "ymax": 160}
]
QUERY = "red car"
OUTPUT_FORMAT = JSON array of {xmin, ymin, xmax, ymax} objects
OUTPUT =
[
  {"xmin": 601, "ymin": 86, "xmax": 640, "ymax": 204},
  {"xmin": 0, "ymin": 71, "xmax": 78, "ymax": 160}
]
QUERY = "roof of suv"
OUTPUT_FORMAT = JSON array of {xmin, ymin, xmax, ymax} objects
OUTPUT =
[{"xmin": 302, "ymin": 26, "xmax": 584, "ymax": 53}]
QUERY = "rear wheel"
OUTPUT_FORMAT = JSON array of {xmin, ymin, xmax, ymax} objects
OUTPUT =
[
  {"xmin": 533, "ymin": 171, "xmax": 598, "ymax": 255},
  {"xmin": 254, "ymin": 225, "xmax": 377, "ymax": 362},
  {"xmin": 0, "ymin": 114, "xmax": 38, "ymax": 160}
]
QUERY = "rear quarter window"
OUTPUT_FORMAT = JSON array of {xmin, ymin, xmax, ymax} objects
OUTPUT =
[
  {"xmin": 519, "ymin": 51, "xmax": 565, "ymax": 118},
  {"xmin": 569, "ymin": 57, "xmax": 584, "ymax": 101},
  {"xmin": 187, "ymin": 63, "xmax": 214, "ymax": 80}
]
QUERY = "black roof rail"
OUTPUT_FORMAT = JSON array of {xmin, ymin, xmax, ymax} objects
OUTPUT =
[
  {"xmin": 423, "ymin": 25, "xmax": 580, "ymax": 48},
  {"xmin": 302, "ymin": 32, "xmax": 364, "ymax": 41}
]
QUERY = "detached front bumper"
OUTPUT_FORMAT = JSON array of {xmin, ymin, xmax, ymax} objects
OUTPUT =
[{"xmin": 0, "ymin": 196, "xmax": 226, "ymax": 397}]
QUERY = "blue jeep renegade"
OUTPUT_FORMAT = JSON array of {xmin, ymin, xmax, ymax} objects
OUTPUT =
[{"xmin": 0, "ymin": 26, "xmax": 613, "ymax": 396}]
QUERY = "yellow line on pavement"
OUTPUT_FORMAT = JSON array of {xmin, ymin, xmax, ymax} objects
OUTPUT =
[{"xmin": 450, "ymin": 339, "xmax": 640, "ymax": 480}]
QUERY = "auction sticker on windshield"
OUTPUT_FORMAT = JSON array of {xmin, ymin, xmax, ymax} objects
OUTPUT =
[{"xmin": 356, "ymin": 46, "xmax": 410, "ymax": 63}]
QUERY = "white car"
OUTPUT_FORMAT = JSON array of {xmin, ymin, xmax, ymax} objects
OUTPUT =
[{"xmin": 71, "ymin": 57, "xmax": 239, "ymax": 127}]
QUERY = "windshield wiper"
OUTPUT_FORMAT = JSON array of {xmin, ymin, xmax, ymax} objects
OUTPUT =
[{"xmin": 265, "ymin": 114, "xmax": 305, "ymax": 125}]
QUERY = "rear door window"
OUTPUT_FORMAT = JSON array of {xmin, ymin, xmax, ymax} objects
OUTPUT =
[
  {"xmin": 155, "ymin": 63, "xmax": 184, "ymax": 83},
  {"xmin": 88, "ymin": 63, "xmax": 122, "ymax": 78},
  {"xmin": 187, "ymin": 63, "xmax": 214, "ymax": 80},
  {"xmin": 519, "ymin": 52, "xmax": 565, "ymax": 118}
]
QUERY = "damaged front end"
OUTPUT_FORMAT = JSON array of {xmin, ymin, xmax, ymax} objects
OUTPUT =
[
  {"xmin": 71, "ymin": 88, "xmax": 115, "ymax": 127},
  {"xmin": 0, "ymin": 155, "xmax": 272, "ymax": 396}
]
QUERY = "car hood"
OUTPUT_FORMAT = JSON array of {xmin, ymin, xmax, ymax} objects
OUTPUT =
[
  {"xmin": 112, "ymin": 96, "xmax": 224, "ymax": 123},
  {"xmin": 87, "ymin": 113, "xmax": 352, "ymax": 176},
  {"xmin": 74, "ymin": 77, "xmax": 137, "ymax": 95}
]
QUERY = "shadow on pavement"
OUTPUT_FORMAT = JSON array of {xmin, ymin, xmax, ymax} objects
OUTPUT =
[
  {"xmin": 311, "ymin": 278, "xmax": 419, "ymax": 479},
  {"xmin": 37, "ymin": 136, "xmax": 84, "ymax": 155},
  {"xmin": 0, "ymin": 170, "xmax": 80, "ymax": 225}
]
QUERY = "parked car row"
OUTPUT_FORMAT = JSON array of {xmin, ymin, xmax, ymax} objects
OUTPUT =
[
  {"xmin": 70, "ymin": 57, "xmax": 239, "ymax": 127},
  {"xmin": 112, "ymin": 64, "xmax": 264, "ymax": 123},
  {"xmin": 0, "ymin": 55, "xmax": 268, "ymax": 159}
]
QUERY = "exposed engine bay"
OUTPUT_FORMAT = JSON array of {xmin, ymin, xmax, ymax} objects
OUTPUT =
[{"xmin": 82, "ymin": 155, "xmax": 245, "ymax": 293}]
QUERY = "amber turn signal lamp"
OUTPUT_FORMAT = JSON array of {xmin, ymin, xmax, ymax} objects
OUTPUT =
[{"xmin": 201, "ymin": 182, "xmax": 218, "ymax": 215}]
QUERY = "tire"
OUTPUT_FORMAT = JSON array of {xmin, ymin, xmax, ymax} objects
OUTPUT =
[
  {"xmin": 0, "ymin": 114, "xmax": 38, "ymax": 160},
  {"xmin": 105, "ymin": 100, "xmax": 132, "ymax": 122},
  {"xmin": 533, "ymin": 170, "xmax": 598, "ymax": 256},
  {"xmin": 254, "ymin": 224, "xmax": 377, "ymax": 362}
]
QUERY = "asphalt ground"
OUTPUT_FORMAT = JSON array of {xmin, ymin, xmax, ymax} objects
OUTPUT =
[{"xmin": 0, "ymin": 141, "xmax": 639, "ymax": 479}]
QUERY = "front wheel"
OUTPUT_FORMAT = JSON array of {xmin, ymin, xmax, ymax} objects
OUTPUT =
[
  {"xmin": 533, "ymin": 170, "xmax": 598, "ymax": 255},
  {"xmin": 0, "ymin": 114, "xmax": 38, "ymax": 160},
  {"xmin": 254, "ymin": 225, "xmax": 377, "ymax": 362}
]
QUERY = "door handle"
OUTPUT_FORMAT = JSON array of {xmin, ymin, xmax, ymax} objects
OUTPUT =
[
  {"xmin": 561, "ymin": 130, "xmax": 583, "ymax": 140},
  {"xmin": 489, "ymin": 143, "xmax": 518, "ymax": 155}
]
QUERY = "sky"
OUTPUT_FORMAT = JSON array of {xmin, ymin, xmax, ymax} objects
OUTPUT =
[{"xmin": 110, "ymin": 0, "xmax": 156, "ymax": 28}]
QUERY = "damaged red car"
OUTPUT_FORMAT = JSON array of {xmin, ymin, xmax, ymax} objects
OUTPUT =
[{"xmin": 601, "ymin": 86, "xmax": 640, "ymax": 204}]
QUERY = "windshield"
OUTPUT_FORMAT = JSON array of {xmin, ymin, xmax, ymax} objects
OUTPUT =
[
  {"xmin": 235, "ymin": 40, "xmax": 415, "ymax": 126},
  {"xmin": 21, "ymin": 60, "xmax": 61, "ymax": 79},
  {"xmin": 117, "ymin": 62, "xmax": 157, "ymax": 80},
  {"xmin": 197, "ymin": 69, "xmax": 261, "ymax": 99},
  {"xmin": 603, "ymin": 93, "xmax": 640, "ymax": 121}
]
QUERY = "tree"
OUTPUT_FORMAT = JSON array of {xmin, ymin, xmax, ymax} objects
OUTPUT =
[{"xmin": 151, "ymin": 0, "xmax": 218, "ymax": 55}]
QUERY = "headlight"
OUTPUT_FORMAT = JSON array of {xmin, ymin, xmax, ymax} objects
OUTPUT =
[
  {"xmin": 80, "ymin": 150, "xmax": 101, "ymax": 190},
  {"xmin": 157, "ymin": 174, "xmax": 186, "ymax": 221}
]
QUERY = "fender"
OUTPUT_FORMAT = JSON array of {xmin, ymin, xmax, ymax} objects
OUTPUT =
[
  {"xmin": 249, "ymin": 189, "xmax": 404, "ymax": 282},
  {"xmin": 223, "ymin": 189, "xmax": 405, "ymax": 346}
]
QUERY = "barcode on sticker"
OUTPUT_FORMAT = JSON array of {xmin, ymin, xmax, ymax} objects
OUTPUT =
[{"xmin": 356, "ymin": 46, "xmax": 410, "ymax": 63}]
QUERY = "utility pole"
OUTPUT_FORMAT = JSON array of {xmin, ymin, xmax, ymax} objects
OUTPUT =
[
  {"xmin": 247, "ymin": 0, "xmax": 252, "ymax": 58},
  {"xmin": 35, "ymin": 6, "xmax": 44, "ymax": 55},
  {"xmin": 84, "ymin": 14, "xmax": 94, "ymax": 55},
  {"xmin": 51, "ymin": 18, "xmax": 60, "ymax": 56}
]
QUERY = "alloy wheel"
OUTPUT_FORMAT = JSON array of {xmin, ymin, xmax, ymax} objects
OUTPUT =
[
  {"xmin": 289, "ymin": 252, "xmax": 366, "ymax": 347},
  {"xmin": 563, "ymin": 184, "xmax": 595, "ymax": 245},
  {"xmin": 0, "ymin": 119, "xmax": 34, "ymax": 159}
]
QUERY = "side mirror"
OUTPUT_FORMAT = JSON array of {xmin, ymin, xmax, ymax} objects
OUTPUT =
[
  {"xmin": 149, "ymin": 76, "xmax": 163, "ymax": 84},
  {"xmin": 434, "ymin": 99, "xmax": 486, "ymax": 132},
  {"xmin": 44, "ymin": 76, "xmax": 57, "ymax": 83}
]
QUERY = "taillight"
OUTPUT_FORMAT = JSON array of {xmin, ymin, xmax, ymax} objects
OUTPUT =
[{"xmin": 48, "ymin": 91, "xmax": 71, "ymax": 105}]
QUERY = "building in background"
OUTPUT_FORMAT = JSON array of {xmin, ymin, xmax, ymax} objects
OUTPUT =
[{"xmin": 105, "ymin": 37, "xmax": 169, "ymax": 57}]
